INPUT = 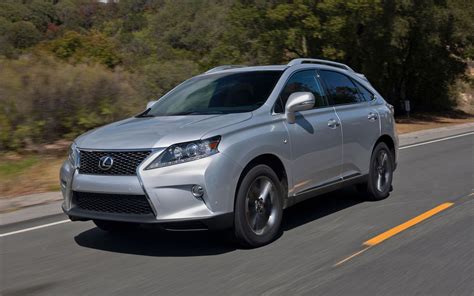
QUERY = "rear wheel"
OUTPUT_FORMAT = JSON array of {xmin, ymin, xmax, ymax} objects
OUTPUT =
[
  {"xmin": 93, "ymin": 220, "xmax": 138, "ymax": 233},
  {"xmin": 234, "ymin": 165, "xmax": 284, "ymax": 248},
  {"xmin": 357, "ymin": 142, "xmax": 394, "ymax": 201}
]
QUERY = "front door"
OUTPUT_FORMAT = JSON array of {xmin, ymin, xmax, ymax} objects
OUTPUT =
[{"xmin": 276, "ymin": 69, "xmax": 343, "ymax": 195}]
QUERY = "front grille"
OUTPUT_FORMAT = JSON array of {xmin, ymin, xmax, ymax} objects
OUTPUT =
[
  {"xmin": 73, "ymin": 191, "xmax": 154, "ymax": 215},
  {"xmin": 79, "ymin": 150, "xmax": 151, "ymax": 176}
]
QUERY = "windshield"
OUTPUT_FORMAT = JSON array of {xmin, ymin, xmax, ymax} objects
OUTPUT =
[{"xmin": 143, "ymin": 71, "xmax": 283, "ymax": 116}]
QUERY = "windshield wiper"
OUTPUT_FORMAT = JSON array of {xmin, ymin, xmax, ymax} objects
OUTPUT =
[
  {"xmin": 196, "ymin": 110, "xmax": 225, "ymax": 115},
  {"xmin": 136, "ymin": 108, "xmax": 155, "ymax": 118},
  {"xmin": 167, "ymin": 110, "xmax": 225, "ymax": 116}
]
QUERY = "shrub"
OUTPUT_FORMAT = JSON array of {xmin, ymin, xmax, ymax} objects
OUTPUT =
[
  {"xmin": 7, "ymin": 21, "xmax": 42, "ymax": 49},
  {"xmin": 41, "ymin": 30, "xmax": 122, "ymax": 68},
  {"xmin": 0, "ymin": 55, "xmax": 144, "ymax": 151}
]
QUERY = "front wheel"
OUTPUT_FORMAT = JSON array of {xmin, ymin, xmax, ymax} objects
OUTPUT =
[
  {"xmin": 234, "ymin": 165, "xmax": 284, "ymax": 248},
  {"xmin": 357, "ymin": 142, "xmax": 394, "ymax": 201}
]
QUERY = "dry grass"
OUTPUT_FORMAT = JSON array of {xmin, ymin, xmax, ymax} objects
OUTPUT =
[
  {"xmin": 0, "ymin": 153, "xmax": 64, "ymax": 198},
  {"xmin": 0, "ymin": 114, "xmax": 472, "ymax": 199},
  {"xmin": 396, "ymin": 113, "xmax": 473, "ymax": 134}
]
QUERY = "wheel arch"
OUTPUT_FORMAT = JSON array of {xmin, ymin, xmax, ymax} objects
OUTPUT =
[
  {"xmin": 235, "ymin": 154, "xmax": 289, "ymax": 208},
  {"xmin": 374, "ymin": 134, "xmax": 396, "ymax": 165}
]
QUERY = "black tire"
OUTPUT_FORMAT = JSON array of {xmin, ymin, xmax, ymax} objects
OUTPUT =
[
  {"xmin": 93, "ymin": 220, "xmax": 139, "ymax": 233},
  {"xmin": 234, "ymin": 164, "xmax": 284, "ymax": 248},
  {"xmin": 357, "ymin": 142, "xmax": 394, "ymax": 201}
]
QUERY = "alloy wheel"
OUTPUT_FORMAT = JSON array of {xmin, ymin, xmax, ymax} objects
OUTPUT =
[
  {"xmin": 374, "ymin": 150, "xmax": 391, "ymax": 192},
  {"xmin": 244, "ymin": 176, "xmax": 278, "ymax": 235}
]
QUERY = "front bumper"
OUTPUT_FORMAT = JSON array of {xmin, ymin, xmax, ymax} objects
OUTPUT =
[
  {"xmin": 64, "ymin": 203, "xmax": 233, "ymax": 230},
  {"xmin": 60, "ymin": 150, "xmax": 242, "ymax": 230}
]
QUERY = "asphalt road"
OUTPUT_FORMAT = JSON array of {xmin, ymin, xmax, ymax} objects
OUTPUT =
[{"xmin": 1, "ymin": 134, "xmax": 473, "ymax": 296}]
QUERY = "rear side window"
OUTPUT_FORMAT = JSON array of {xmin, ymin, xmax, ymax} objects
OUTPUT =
[
  {"xmin": 275, "ymin": 70, "xmax": 326, "ymax": 113},
  {"xmin": 319, "ymin": 70, "xmax": 363, "ymax": 105},
  {"xmin": 353, "ymin": 79, "xmax": 374, "ymax": 102}
]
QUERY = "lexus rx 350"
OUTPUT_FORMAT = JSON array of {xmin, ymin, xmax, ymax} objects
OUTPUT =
[{"xmin": 61, "ymin": 58, "xmax": 398, "ymax": 247}]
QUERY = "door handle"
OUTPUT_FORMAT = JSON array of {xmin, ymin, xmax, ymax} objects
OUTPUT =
[
  {"xmin": 368, "ymin": 112, "xmax": 378, "ymax": 121},
  {"xmin": 327, "ymin": 119, "xmax": 340, "ymax": 129}
]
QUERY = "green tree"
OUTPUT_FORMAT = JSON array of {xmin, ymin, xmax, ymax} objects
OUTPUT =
[
  {"xmin": 42, "ymin": 30, "xmax": 122, "ymax": 68},
  {"xmin": 223, "ymin": 0, "xmax": 471, "ymax": 111},
  {"xmin": 27, "ymin": 0, "xmax": 60, "ymax": 32},
  {"xmin": 145, "ymin": 0, "xmax": 234, "ymax": 69},
  {"xmin": 0, "ymin": 2, "xmax": 30, "ymax": 23},
  {"xmin": 7, "ymin": 21, "xmax": 42, "ymax": 49}
]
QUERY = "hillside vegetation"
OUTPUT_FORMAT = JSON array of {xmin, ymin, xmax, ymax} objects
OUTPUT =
[{"xmin": 0, "ymin": 0, "xmax": 473, "ymax": 151}]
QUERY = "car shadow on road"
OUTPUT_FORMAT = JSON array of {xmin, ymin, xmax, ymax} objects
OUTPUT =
[
  {"xmin": 74, "ymin": 187, "xmax": 364, "ymax": 257},
  {"xmin": 74, "ymin": 226, "xmax": 238, "ymax": 257},
  {"xmin": 282, "ymin": 186, "xmax": 364, "ymax": 231}
]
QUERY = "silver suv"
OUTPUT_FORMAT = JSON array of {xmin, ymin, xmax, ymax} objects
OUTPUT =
[{"xmin": 61, "ymin": 58, "xmax": 398, "ymax": 247}]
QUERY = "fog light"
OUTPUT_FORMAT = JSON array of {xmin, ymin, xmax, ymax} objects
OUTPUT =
[{"xmin": 191, "ymin": 185, "xmax": 204, "ymax": 198}]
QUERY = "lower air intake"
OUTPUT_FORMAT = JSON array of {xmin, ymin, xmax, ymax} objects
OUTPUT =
[{"xmin": 73, "ymin": 191, "xmax": 154, "ymax": 215}]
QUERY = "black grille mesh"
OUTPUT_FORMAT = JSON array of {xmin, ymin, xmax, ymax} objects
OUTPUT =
[
  {"xmin": 74, "ymin": 191, "xmax": 154, "ymax": 215},
  {"xmin": 79, "ymin": 150, "xmax": 151, "ymax": 175}
]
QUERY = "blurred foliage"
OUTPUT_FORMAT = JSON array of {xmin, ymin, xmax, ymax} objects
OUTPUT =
[
  {"xmin": 0, "ymin": 0, "xmax": 472, "ymax": 151},
  {"xmin": 0, "ymin": 55, "xmax": 142, "ymax": 150},
  {"xmin": 7, "ymin": 21, "xmax": 42, "ymax": 49},
  {"xmin": 223, "ymin": 0, "xmax": 472, "ymax": 111},
  {"xmin": 39, "ymin": 30, "xmax": 122, "ymax": 67}
]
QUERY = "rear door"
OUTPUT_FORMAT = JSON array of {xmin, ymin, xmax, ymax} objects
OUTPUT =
[
  {"xmin": 276, "ymin": 69, "xmax": 343, "ymax": 194},
  {"xmin": 318, "ymin": 70, "xmax": 380, "ymax": 179}
]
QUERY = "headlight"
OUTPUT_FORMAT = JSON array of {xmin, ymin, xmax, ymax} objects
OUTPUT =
[
  {"xmin": 146, "ymin": 136, "xmax": 221, "ymax": 169},
  {"xmin": 68, "ymin": 143, "xmax": 80, "ymax": 168}
]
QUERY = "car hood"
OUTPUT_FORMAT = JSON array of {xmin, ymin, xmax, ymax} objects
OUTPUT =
[{"xmin": 75, "ymin": 113, "xmax": 252, "ymax": 150}]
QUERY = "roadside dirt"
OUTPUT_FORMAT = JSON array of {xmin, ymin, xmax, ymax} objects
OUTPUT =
[{"xmin": 396, "ymin": 114, "xmax": 473, "ymax": 134}]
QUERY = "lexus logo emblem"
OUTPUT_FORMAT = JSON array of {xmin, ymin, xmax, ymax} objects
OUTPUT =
[{"xmin": 98, "ymin": 156, "xmax": 114, "ymax": 171}]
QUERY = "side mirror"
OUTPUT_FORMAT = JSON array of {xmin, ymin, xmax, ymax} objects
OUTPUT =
[
  {"xmin": 146, "ymin": 100, "xmax": 157, "ymax": 109},
  {"xmin": 285, "ymin": 92, "xmax": 315, "ymax": 124}
]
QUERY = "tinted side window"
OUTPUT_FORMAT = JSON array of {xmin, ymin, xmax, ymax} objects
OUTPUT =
[
  {"xmin": 353, "ymin": 80, "xmax": 374, "ymax": 102},
  {"xmin": 275, "ymin": 70, "xmax": 326, "ymax": 113},
  {"xmin": 319, "ymin": 70, "xmax": 363, "ymax": 105}
]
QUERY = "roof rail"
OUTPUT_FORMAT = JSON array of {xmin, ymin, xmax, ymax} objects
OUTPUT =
[
  {"xmin": 287, "ymin": 58, "xmax": 354, "ymax": 72},
  {"xmin": 205, "ymin": 65, "xmax": 246, "ymax": 74}
]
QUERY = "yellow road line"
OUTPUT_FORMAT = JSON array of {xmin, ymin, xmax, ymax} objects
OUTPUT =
[
  {"xmin": 334, "ymin": 246, "xmax": 371, "ymax": 266},
  {"xmin": 363, "ymin": 202, "xmax": 454, "ymax": 247},
  {"xmin": 334, "ymin": 201, "xmax": 455, "ymax": 267}
]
